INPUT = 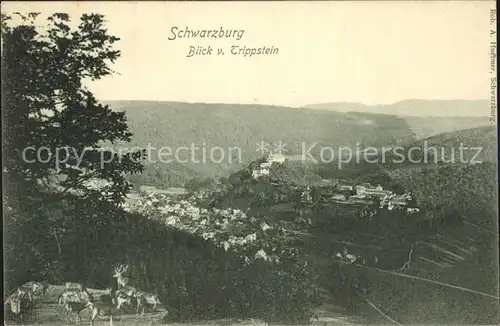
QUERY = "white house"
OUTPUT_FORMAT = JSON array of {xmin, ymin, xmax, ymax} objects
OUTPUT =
[
  {"xmin": 252, "ymin": 168, "xmax": 270, "ymax": 179},
  {"xmin": 336, "ymin": 251, "xmax": 359, "ymax": 263},
  {"xmin": 267, "ymin": 154, "xmax": 286, "ymax": 164},
  {"xmin": 355, "ymin": 185, "xmax": 391, "ymax": 198},
  {"xmin": 251, "ymin": 154, "xmax": 285, "ymax": 179},
  {"xmin": 338, "ymin": 185, "xmax": 353, "ymax": 191},
  {"xmin": 260, "ymin": 162, "xmax": 271, "ymax": 169},
  {"xmin": 251, "ymin": 170, "xmax": 259, "ymax": 179}
]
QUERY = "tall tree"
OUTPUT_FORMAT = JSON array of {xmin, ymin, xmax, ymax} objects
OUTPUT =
[
  {"xmin": 1, "ymin": 12, "xmax": 145, "ymax": 206},
  {"xmin": 2, "ymin": 12, "xmax": 145, "ymax": 287}
]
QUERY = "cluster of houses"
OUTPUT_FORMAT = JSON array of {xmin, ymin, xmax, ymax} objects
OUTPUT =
[
  {"xmin": 334, "ymin": 183, "xmax": 419, "ymax": 214},
  {"xmin": 248, "ymin": 154, "xmax": 419, "ymax": 215}
]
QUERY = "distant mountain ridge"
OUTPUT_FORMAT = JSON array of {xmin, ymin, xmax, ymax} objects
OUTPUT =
[{"xmin": 304, "ymin": 99, "xmax": 490, "ymax": 117}]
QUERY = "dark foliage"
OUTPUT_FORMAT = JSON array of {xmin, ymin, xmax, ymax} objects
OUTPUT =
[{"xmin": 2, "ymin": 12, "xmax": 145, "ymax": 205}]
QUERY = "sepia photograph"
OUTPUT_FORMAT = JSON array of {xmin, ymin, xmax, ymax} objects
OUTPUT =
[{"xmin": 2, "ymin": 1, "xmax": 498, "ymax": 325}]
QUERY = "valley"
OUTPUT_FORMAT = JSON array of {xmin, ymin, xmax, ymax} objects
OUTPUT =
[
  {"xmin": 3, "ymin": 7, "xmax": 497, "ymax": 325},
  {"xmin": 5, "ymin": 101, "xmax": 498, "ymax": 325}
]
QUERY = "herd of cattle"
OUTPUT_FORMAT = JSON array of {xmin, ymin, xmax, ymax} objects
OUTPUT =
[{"xmin": 5, "ymin": 264, "xmax": 163, "ymax": 325}]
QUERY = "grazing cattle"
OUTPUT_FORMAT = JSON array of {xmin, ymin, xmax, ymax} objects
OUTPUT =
[
  {"xmin": 58, "ymin": 287, "xmax": 92, "ymax": 323},
  {"xmin": 115, "ymin": 291, "xmax": 133, "ymax": 311},
  {"xmin": 65, "ymin": 282, "xmax": 85, "ymax": 291},
  {"xmin": 134, "ymin": 291, "xmax": 162, "ymax": 315},
  {"xmin": 22, "ymin": 280, "xmax": 49, "ymax": 296},
  {"xmin": 88, "ymin": 288, "xmax": 116, "ymax": 326},
  {"xmin": 5, "ymin": 288, "xmax": 33, "ymax": 323},
  {"xmin": 20, "ymin": 281, "xmax": 48, "ymax": 306}
]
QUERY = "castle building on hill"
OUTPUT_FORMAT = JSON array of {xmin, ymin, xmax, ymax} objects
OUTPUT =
[{"xmin": 252, "ymin": 154, "xmax": 286, "ymax": 179}]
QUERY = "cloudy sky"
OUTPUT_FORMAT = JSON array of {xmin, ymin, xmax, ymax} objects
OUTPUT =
[{"xmin": 3, "ymin": 1, "xmax": 495, "ymax": 107}]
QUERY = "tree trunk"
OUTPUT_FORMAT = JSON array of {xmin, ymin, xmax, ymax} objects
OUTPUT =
[{"xmin": 54, "ymin": 233, "xmax": 62, "ymax": 255}]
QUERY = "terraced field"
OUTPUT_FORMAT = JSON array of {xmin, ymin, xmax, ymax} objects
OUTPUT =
[{"xmin": 303, "ymin": 206, "xmax": 499, "ymax": 325}]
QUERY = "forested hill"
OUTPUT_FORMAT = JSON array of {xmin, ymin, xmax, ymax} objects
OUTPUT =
[
  {"xmin": 315, "ymin": 124, "xmax": 497, "ymax": 231},
  {"xmin": 104, "ymin": 101, "xmax": 490, "ymax": 186},
  {"xmin": 410, "ymin": 125, "xmax": 497, "ymax": 163},
  {"xmin": 371, "ymin": 125, "xmax": 498, "ymax": 171}
]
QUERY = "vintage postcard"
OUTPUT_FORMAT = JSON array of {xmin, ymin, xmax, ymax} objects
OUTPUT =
[{"xmin": 2, "ymin": 1, "xmax": 498, "ymax": 325}]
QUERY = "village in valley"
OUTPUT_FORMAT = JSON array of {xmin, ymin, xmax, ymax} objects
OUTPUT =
[
  {"xmin": 239, "ymin": 153, "xmax": 423, "ymax": 266},
  {"xmin": 251, "ymin": 153, "xmax": 419, "ymax": 214}
]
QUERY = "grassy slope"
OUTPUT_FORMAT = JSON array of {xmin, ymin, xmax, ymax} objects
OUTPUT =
[
  {"xmin": 361, "ymin": 220, "xmax": 499, "ymax": 325},
  {"xmin": 349, "ymin": 127, "xmax": 498, "ymax": 324},
  {"xmin": 291, "ymin": 125, "xmax": 498, "ymax": 324}
]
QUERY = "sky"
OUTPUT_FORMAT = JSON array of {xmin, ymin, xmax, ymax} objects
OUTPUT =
[{"xmin": 2, "ymin": 1, "xmax": 496, "ymax": 108}]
